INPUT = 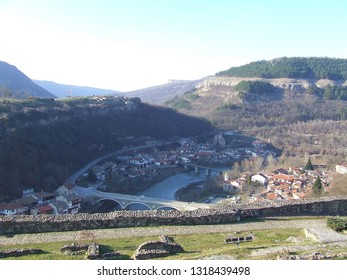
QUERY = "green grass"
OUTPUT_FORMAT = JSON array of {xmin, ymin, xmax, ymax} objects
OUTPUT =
[{"xmin": 0, "ymin": 228, "xmax": 310, "ymax": 260}]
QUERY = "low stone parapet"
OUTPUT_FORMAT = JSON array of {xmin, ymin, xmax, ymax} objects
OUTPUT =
[{"xmin": 0, "ymin": 248, "xmax": 45, "ymax": 258}]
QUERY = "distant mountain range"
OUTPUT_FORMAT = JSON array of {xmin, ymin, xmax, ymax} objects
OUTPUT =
[
  {"xmin": 3, "ymin": 57, "xmax": 347, "ymax": 104},
  {"xmin": 0, "ymin": 60, "xmax": 207, "ymax": 103},
  {"xmin": 0, "ymin": 61, "xmax": 55, "ymax": 99},
  {"xmin": 33, "ymin": 80, "xmax": 123, "ymax": 98}
]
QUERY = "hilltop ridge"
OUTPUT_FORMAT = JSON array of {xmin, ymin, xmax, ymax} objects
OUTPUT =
[
  {"xmin": 216, "ymin": 57, "xmax": 347, "ymax": 80},
  {"xmin": 0, "ymin": 61, "xmax": 55, "ymax": 99},
  {"xmin": 34, "ymin": 80, "xmax": 122, "ymax": 98}
]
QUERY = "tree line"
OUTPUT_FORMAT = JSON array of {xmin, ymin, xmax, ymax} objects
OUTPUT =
[{"xmin": 216, "ymin": 57, "xmax": 347, "ymax": 80}]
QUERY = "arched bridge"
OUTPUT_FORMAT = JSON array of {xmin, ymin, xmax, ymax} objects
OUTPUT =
[
  {"xmin": 75, "ymin": 186, "xmax": 211, "ymax": 211},
  {"xmin": 180, "ymin": 163, "xmax": 224, "ymax": 176}
]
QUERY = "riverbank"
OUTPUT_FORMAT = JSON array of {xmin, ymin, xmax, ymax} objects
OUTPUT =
[
  {"xmin": 136, "ymin": 171, "xmax": 207, "ymax": 200},
  {"xmin": 102, "ymin": 166, "xmax": 186, "ymax": 194}
]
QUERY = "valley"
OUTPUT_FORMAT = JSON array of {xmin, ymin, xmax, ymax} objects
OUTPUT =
[{"xmin": 1, "ymin": 57, "xmax": 347, "ymax": 262}]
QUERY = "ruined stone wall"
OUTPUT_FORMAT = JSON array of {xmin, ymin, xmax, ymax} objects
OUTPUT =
[
  {"xmin": 0, "ymin": 197, "xmax": 346, "ymax": 235},
  {"xmin": 0, "ymin": 208, "xmax": 239, "ymax": 235},
  {"xmin": 240, "ymin": 197, "xmax": 347, "ymax": 216}
]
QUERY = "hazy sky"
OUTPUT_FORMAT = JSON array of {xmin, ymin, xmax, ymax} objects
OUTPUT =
[{"xmin": 1, "ymin": 0, "xmax": 346, "ymax": 91}]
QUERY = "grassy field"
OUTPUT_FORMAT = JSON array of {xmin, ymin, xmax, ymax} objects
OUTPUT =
[{"xmin": 0, "ymin": 228, "xmax": 312, "ymax": 260}]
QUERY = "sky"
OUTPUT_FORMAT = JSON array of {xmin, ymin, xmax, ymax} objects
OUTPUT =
[{"xmin": 0, "ymin": 0, "xmax": 347, "ymax": 91}]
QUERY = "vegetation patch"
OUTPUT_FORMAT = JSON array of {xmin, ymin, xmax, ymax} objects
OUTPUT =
[
  {"xmin": 164, "ymin": 95, "xmax": 192, "ymax": 110},
  {"xmin": 215, "ymin": 103, "xmax": 240, "ymax": 111},
  {"xmin": 235, "ymin": 80, "xmax": 275, "ymax": 94},
  {"xmin": 327, "ymin": 216, "xmax": 347, "ymax": 231}
]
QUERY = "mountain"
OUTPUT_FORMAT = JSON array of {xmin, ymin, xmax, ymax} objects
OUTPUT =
[
  {"xmin": 0, "ymin": 61, "xmax": 55, "ymax": 99},
  {"xmin": 124, "ymin": 78, "xmax": 207, "ymax": 104},
  {"xmin": 34, "ymin": 80, "xmax": 123, "ymax": 98},
  {"xmin": 216, "ymin": 57, "xmax": 347, "ymax": 80},
  {"xmin": 0, "ymin": 96, "xmax": 212, "ymax": 199},
  {"xmin": 164, "ymin": 57, "xmax": 347, "ymax": 130}
]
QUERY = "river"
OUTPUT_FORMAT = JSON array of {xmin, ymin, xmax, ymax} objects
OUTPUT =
[{"xmin": 136, "ymin": 170, "xmax": 224, "ymax": 200}]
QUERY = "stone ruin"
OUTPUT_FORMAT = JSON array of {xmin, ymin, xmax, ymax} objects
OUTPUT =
[
  {"xmin": 0, "ymin": 248, "xmax": 45, "ymax": 258},
  {"xmin": 61, "ymin": 242, "xmax": 120, "ymax": 260},
  {"xmin": 276, "ymin": 251, "xmax": 347, "ymax": 260},
  {"xmin": 132, "ymin": 235, "xmax": 184, "ymax": 260},
  {"xmin": 61, "ymin": 243, "xmax": 90, "ymax": 255}
]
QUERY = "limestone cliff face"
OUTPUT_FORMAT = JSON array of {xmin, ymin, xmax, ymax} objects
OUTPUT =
[
  {"xmin": 196, "ymin": 76, "xmax": 347, "ymax": 92},
  {"xmin": 197, "ymin": 77, "xmax": 316, "ymax": 91}
]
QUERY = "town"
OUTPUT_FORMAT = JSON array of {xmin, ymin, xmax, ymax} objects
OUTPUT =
[
  {"xmin": 1, "ymin": 133, "xmax": 346, "ymax": 216},
  {"xmin": 224, "ymin": 162, "xmax": 336, "ymax": 203}
]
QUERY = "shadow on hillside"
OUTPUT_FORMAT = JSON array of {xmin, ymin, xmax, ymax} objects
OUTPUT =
[{"xmin": 244, "ymin": 88, "xmax": 285, "ymax": 103}]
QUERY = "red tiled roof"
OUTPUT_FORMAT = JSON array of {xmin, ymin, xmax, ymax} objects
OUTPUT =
[
  {"xmin": 0, "ymin": 202, "xmax": 24, "ymax": 211},
  {"xmin": 266, "ymin": 193, "xmax": 279, "ymax": 200},
  {"xmin": 36, "ymin": 205, "xmax": 53, "ymax": 213},
  {"xmin": 272, "ymin": 174, "xmax": 294, "ymax": 181},
  {"xmin": 64, "ymin": 182, "xmax": 75, "ymax": 190}
]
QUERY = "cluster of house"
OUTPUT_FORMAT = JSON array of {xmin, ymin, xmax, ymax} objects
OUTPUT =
[
  {"xmin": 86, "ymin": 138, "xmax": 274, "ymax": 183},
  {"xmin": 178, "ymin": 138, "xmax": 273, "ymax": 163},
  {"xmin": 87, "ymin": 151, "xmax": 179, "ymax": 182},
  {"xmin": 223, "ymin": 165, "xmax": 335, "ymax": 202},
  {"xmin": 0, "ymin": 183, "xmax": 82, "ymax": 216}
]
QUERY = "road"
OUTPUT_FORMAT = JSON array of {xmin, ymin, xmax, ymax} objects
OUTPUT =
[{"xmin": 65, "ymin": 141, "xmax": 173, "ymax": 184}]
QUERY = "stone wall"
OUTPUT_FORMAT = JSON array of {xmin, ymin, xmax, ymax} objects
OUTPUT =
[
  {"xmin": 241, "ymin": 197, "xmax": 347, "ymax": 216},
  {"xmin": 0, "ymin": 197, "xmax": 346, "ymax": 235},
  {"xmin": 0, "ymin": 208, "xmax": 239, "ymax": 235}
]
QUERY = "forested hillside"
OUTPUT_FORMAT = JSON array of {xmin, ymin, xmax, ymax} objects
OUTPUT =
[
  {"xmin": 217, "ymin": 57, "xmax": 347, "ymax": 80},
  {"xmin": 163, "ymin": 69, "xmax": 347, "ymax": 164},
  {"xmin": 0, "ymin": 96, "xmax": 212, "ymax": 199}
]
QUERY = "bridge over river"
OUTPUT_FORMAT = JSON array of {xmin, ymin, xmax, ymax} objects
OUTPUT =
[
  {"xmin": 180, "ymin": 163, "xmax": 225, "ymax": 176},
  {"xmin": 75, "ymin": 186, "xmax": 211, "ymax": 211}
]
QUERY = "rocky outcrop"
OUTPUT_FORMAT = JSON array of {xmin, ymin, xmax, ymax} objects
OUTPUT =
[{"xmin": 196, "ymin": 77, "xmax": 315, "ymax": 92}]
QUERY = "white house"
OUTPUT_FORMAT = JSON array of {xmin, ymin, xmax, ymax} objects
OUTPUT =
[
  {"xmin": 49, "ymin": 201, "xmax": 69, "ymax": 214},
  {"xmin": 56, "ymin": 182, "xmax": 75, "ymax": 195},
  {"xmin": 0, "ymin": 202, "xmax": 27, "ymax": 215},
  {"xmin": 31, "ymin": 192, "xmax": 56, "ymax": 206},
  {"xmin": 223, "ymin": 180, "xmax": 240, "ymax": 193},
  {"xmin": 56, "ymin": 194, "xmax": 82, "ymax": 214},
  {"xmin": 251, "ymin": 174, "xmax": 268, "ymax": 185},
  {"xmin": 336, "ymin": 164, "xmax": 347, "ymax": 174}
]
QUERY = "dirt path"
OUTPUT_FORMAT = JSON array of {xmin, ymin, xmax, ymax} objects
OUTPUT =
[{"xmin": 1, "ymin": 217, "xmax": 346, "ymax": 246}]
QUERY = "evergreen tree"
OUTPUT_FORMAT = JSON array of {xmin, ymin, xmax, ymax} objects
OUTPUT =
[
  {"xmin": 88, "ymin": 169, "xmax": 97, "ymax": 183},
  {"xmin": 304, "ymin": 158, "xmax": 314, "ymax": 170},
  {"xmin": 313, "ymin": 176, "xmax": 323, "ymax": 195}
]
